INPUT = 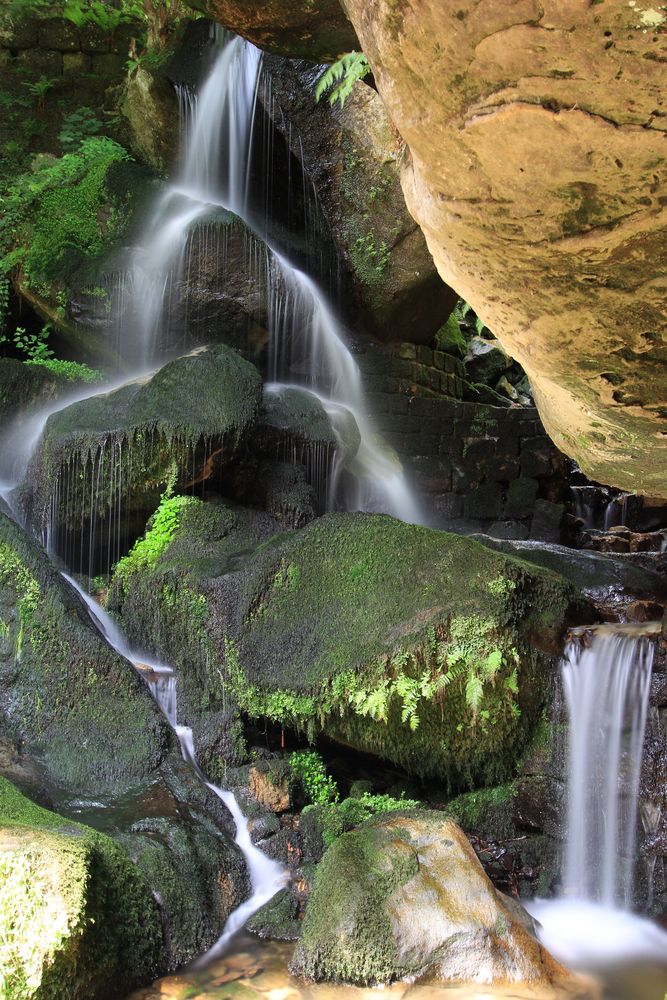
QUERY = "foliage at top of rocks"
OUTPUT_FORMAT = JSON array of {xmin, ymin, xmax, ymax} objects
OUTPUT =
[{"xmin": 315, "ymin": 51, "xmax": 371, "ymax": 108}]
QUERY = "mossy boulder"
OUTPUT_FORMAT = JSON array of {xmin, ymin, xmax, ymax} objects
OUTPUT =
[
  {"xmin": 290, "ymin": 811, "xmax": 575, "ymax": 987},
  {"xmin": 0, "ymin": 358, "xmax": 71, "ymax": 427},
  {"xmin": 0, "ymin": 511, "xmax": 170, "ymax": 793},
  {"xmin": 24, "ymin": 346, "xmax": 263, "ymax": 557},
  {"xmin": 0, "ymin": 776, "xmax": 162, "ymax": 999},
  {"xmin": 0, "ymin": 514, "xmax": 250, "ymax": 973},
  {"xmin": 109, "ymin": 504, "xmax": 591, "ymax": 786}
]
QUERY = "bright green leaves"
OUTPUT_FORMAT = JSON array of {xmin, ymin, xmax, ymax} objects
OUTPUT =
[{"xmin": 315, "ymin": 52, "xmax": 371, "ymax": 108}]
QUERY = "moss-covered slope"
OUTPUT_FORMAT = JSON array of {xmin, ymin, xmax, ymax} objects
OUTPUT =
[
  {"xmin": 0, "ymin": 776, "xmax": 162, "ymax": 1000},
  {"xmin": 109, "ymin": 503, "xmax": 591, "ymax": 786},
  {"xmin": 0, "ymin": 510, "xmax": 170, "ymax": 793}
]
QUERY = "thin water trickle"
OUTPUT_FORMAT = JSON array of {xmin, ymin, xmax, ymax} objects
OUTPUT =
[{"xmin": 61, "ymin": 572, "xmax": 287, "ymax": 958}]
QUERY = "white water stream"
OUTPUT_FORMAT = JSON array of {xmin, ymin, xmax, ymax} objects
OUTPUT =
[
  {"xmin": 61, "ymin": 572, "xmax": 287, "ymax": 962},
  {"xmin": 124, "ymin": 32, "xmax": 421, "ymax": 522},
  {"xmin": 527, "ymin": 627, "xmax": 667, "ymax": 977}
]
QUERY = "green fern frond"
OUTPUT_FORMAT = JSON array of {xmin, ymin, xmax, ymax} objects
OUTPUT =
[{"xmin": 315, "ymin": 51, "xmax": 371, "ymax": 108}]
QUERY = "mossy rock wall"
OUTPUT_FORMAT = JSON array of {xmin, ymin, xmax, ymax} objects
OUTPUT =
[
  {"xmin": 0, "ymin": 511, "xmax": 171, "ymax": 793},
  {"xmin": 109, "ymin": 504, "xmax": 591, "ymax": 787},
  {"xmin": 0, "ymin": 776, "xmax": 163, "ymax": 999}
]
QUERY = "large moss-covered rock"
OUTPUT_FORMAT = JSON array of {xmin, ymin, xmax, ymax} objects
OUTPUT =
[
  {"xmin": 0, "ymin": 511, "xmax": 169, "ymax": 792},
  {"xmin": 0, "ymin": 513, "xmax": 250, "ymax": 972},
  {"xmin": 263, "ymin": 58, "xmax": 455, "ymax": 343},
  {"xmin": 183, "ymin": 0, "xmax": 358, "ymax": 60},
  {"xmin": 0, "ymin": 777, "xmax": 162, "ymax": 999},
  {"xmin": 24, "ymin": 345, "xmax": 263, "ymax": 544},
  {"xmin": 337, "ymin": 0, "xmax": 667, "ymax": 495},
  {"xmin": 290, "ymin": 811, "xmax": 577, "ymax": 988},
  {"xmin": 109, "ymin": 504, "xmax": 590, "ymax": 786}
]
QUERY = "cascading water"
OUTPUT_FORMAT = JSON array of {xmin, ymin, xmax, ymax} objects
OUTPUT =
[
  {"xmin": 528, "ymin": 626, "xmax": 667, "ymax": 975},
  {"xmin": 562, "ymin": 629, "xmax": 653, "ymax": 908},
  {"xmin": 124, "ymin": 32, "xmax": 421, "ymax": 523},
  {"xmin": 61, "ymin": 571, "xmax": 287, "ymax": 959}
]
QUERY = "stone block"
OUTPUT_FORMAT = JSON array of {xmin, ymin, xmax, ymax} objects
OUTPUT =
[
  {"xmin": 416, "ymin": 345, "xmax": 433, "ymax": 366},
  {"xmin": 80, "ymin": 24, "xmax": 110, "ymax": 53},
  {"xmin": 504, "ymin": 477, "xmax": 539, "ymax": 518},
  {"xmin": 91, "ymin": 52, "xmax": 127, "ymax": 77},
  {"xmin": 16, "ymin": 48, "xmax": 62, "ymax": 76},
  {"xmin": 396, "ymin": 342, "xmax": 417, "ymax": 361},
  {"xmin": 520, "ymin": 435, "xmax": 555, "ymax": 479},
  {"xmin": 529, "ymin": 500, "xmax": 565, "ymax": 544},
  {"xmin": 0, "ymin": 16, "xmax": 38, "ymax": 49},
  {"xmin": 38, "ymin": 17, "xmax": 80, "ymax": 51},
  {"xmin": 63, "ymin": 51, "xmax": 91, "ymax": 75},
  {"xmin": 463, "ymin": 481, "xmax": 504, "ymax": 519},
  {"xmin": 432, "ymin": 350, "xmax": 446, "ymax": 370}
]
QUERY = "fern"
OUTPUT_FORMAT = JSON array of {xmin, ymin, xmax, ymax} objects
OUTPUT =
[
  {"xmin": 465, "ymin": 672, "xmax": 484, "ymax": 716},
  {"xmin": 315, "ymin": 52, "xmax": 371, "ymax": 108}
]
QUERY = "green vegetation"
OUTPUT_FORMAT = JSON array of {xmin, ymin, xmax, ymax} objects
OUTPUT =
[
  {"xmin": 0, "ymin": 137, "xmax": 131, "ymax": 298},
  {"xmin": 290, "ymin": 750, "xmax": 339, "ymax": 805},
  {"xmin": 23, "ymin": 358, "xmax": 103, "ymax": 383},
  {"xmin": 0, "ymin": 776, "xmax": 162, "ymax": 999},
  {"xmin": 303, "ymin": 792, "xmax": 422, "ymax": 852},
  {"xmin": 315, "ymin": 51, "xmax": 371, "ymax": 107},
  {"xmin": 114, "ymin": 490, "xmax": 197, "ymax": 581}
]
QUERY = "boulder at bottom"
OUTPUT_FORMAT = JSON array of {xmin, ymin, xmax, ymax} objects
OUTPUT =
[
  {"xmin": 0, "ymin": 777, "xmax": 162, "ymax": 1000},
  {"xmin": 290, "ymin": 811, "xmax": 579, "ymax": 990}
]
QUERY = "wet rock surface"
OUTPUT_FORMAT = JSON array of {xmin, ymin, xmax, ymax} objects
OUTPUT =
[
  {"xmin": 337, "ymin": 0, "xmax": 667, "ymax": 496},
  {"xmin": 290, "ymin": 811, "xmax": 577, "ymax": 988}
]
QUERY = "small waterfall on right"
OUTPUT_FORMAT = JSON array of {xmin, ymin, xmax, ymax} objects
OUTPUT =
[
  {"xmin": 528, "ymin": 626, "xmax": 667, "ymax": 982},
  {"xmin": 562, "ymin": 629, "xmax": 653, "ymax": 908}
]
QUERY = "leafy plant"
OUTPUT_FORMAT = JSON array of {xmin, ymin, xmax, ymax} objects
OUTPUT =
[
  {"xmin": 24, "ymin": 358, "xmax": 103, "ymax": 383},
  {"xmin": 315, "ymin": 51, "xmax": 371, "ymax": 108},
  {"xmin": 310, "ymin": 792, "xmax": 422, "ymax": 849},
  {"xmin": 114, "ymin": 489, "xmax": 196, "ymax": 579},
  {"xmin": 11, "ymin": 324, "xmax": 53, "ymax": 361},
  {"xmin": 290, "ymin": 750, "xmax": 339, "ymax": 805},
  {"xmin": 58, "ymin": 107, "xmax": 102, "ymax": 153},
  {"xmin": 22, "ymin": 76, "xmax": 57, "ymax": 112}
]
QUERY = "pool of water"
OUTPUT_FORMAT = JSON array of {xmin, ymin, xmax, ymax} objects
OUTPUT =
[{"xmin": 127, "ymin": 930, "xmax": 667, "ymax": 1000}]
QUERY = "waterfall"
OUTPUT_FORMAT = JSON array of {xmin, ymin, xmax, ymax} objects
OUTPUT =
[
  {"xmin": 527, "ymin": 626, "xmax": 667, "ymax": 973},
  {"xmin": 562, "ymin": 629, "xmax": 653, "ymax": 907},
  {"xmin": 61, "ymin": 572, "xmax": 287, "ymax": 957},
  {"xmin": 124, "ymin": 32, "xmax": 421, "ymax": 523}
]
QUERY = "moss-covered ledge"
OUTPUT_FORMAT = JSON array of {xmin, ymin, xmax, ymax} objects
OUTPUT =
[
  {"xmin": 0, "ymin": 511, "xmax": 171, "ymax": 794},
  {"xmin": 0, "ymin": 776, "xmax": 163, "ymax": 999},
  {"xmin": 109, "ymin": 503, "xmax": 592, "ymax": 788}
]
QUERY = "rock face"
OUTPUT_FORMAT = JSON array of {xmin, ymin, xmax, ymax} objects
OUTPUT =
[
  {"xmin": 109, "ymin": 503, "xmax": 591, "ymax": 787},
  {"xmin": 0, "ymin": 776, "xmax": 162, "ymax": 999},
  {"xmin": 290, "ymin": 811, "xmax": 575, "ymax": 988},
  {"xmin": 0, "ymin": 513, "xmax": 249, "ymax": 975},
  {"xmin": 183, "ymin": 0, "xmax": 358, "ymax": 60},
  {"xmin": 262, "ymin": 59, "xmax": 456, "ymax": 343},
  {"xmin": 22, "ymin": 346, "xmax": 263, "ymax": 571},
  {"xmin": 335, "ymin": 0, "xmax": 667, "ymax": 496}
]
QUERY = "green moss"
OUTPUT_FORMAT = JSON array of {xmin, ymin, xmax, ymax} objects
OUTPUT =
[
  {"xmin": 0, "ymin": 512, "xmax": 170, "ymax": 793},
  {"xmin": 444, "ymin": 784, "xmax": 517, "ymax": 840},
  {"xmin": 291, "ymin": 814, "xmax": 421, "ymax": 984},
  {"xmin": 114, "ymin": 492, "xmax": 197, "ymax": 580},
  {"xmin": 435, "ymin": 311, "xmax": 467, "ymax": 359},
  {"xmin": 303, "ymin": 793, "xmax": 422, "ymax": 857},
  {"xmin": 109, "ymin": 507, "xmax": 589, "ymax": 786},
  {"xmin": 0, "ymin": 777, "xmax": 162, "ymax": 999},
  {"xmin": 0, "ymin": 139, "xmax": 133, "ymax": 297}
]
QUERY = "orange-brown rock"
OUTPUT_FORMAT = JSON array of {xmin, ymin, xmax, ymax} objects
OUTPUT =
[
  {"xmin": 337, "ymin": 0, "xmax": 667, "ymax": 495},
  {"xmin": 248, "ymin": 764, "xmax": 290, "ymax": 812},
  {"xmin": 184, "ymin": 0, "xmax": 357, "ymax": 60}
]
